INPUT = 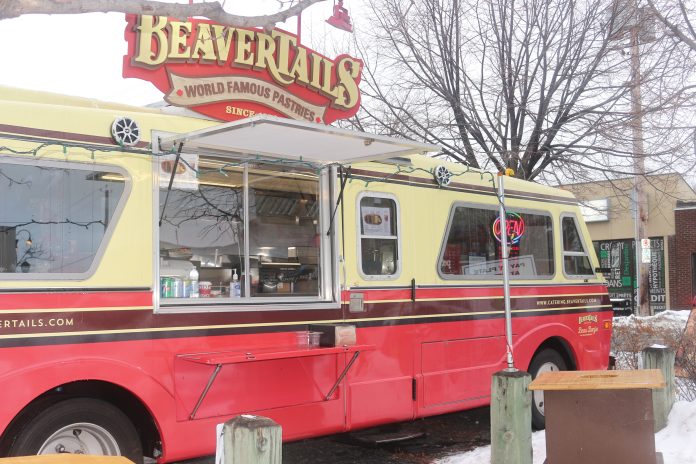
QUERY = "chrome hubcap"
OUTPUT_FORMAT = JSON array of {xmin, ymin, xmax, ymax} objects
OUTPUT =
[
  {"xmin": 533, "ymin": 362, "xmax": 560, "ymax": 415},
  {"xmin": 38, "ymin": 423, "xmax": 120, "ymax": 456}
]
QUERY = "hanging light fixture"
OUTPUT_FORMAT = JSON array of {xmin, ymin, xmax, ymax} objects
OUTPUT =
[
  {"xmin": 15, "ymin": 229, "xmax": 32, "ymax": 247},
  {"xmin": 326, "ymin": 0, "xmax": 353, "ymax": 32}
]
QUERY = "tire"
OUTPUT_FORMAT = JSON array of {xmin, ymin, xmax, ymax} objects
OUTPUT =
[
  {"xmin": 8, "ymin": 398, "xmax": 143, "ymax": 464},
  {"xmin": 528, "ymin": 349, "xmax": 568, "ymax": 430}
]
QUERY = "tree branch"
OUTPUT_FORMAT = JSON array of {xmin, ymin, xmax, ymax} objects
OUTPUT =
[{"xmin": 0, "ymin": 0, "xmax": 326, "ymax": 29}]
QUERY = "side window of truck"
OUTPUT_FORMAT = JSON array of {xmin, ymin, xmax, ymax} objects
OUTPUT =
[
  {"xmin": 438, "ymin": 204, "xmax": 555, "ymax": 279},
  {"xmin": 0, "ymin": 159, "xmax": 127, "ymax": 277},
  {"xmin": 158, "ymin": 156, "xmax": 326, "ymax": 304},
  {"xmin": 358, "ymin": 193, "xmax": 400, "ymax": 278},
  {"xmin": 561, "ymin": 215, "xmax": 594, "ymax": 277}
]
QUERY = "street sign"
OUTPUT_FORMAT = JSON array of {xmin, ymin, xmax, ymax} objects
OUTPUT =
[{"xmin": 642, "ymin": 248, "xmax": 651, "ymax": 263}]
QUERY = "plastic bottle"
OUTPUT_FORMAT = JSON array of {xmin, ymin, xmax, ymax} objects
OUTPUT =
[
  {"xmin": 231, "ymin": 268, "xmax": 241, "ymax": 298},
  {"xmin": 189, "ymin": 267, "xmax": 199, "ymax": 298}
]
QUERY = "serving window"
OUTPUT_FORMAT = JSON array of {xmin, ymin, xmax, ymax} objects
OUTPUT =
[
  {"xmin": 0, "ymin": 158, "xmax": 127, "ymax": 278},
  {"xmin": 158, "ymin": 155, "xmax": 328, "ymax": 305},
  {"xmin": 561, "ymin": 215, "xmax": 594, "ymax": 277},
  {"xmin": 438, "ymin": 204, "xmax": 554, "ymax": 279}
]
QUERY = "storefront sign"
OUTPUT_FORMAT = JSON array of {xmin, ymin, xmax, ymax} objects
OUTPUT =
[
  {"xmin": 123, "ymin": 15, "xmax": 363, "ymax": 124},
  {"xmin": 595, "ymin": 237, "xmax": 666, "ymax": 313},
  {"xmin": 648, "ymin": 237, "xmax": 666, "ymax": 312}
]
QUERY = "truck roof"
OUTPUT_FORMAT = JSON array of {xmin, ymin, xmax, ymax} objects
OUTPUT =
[{"xmin": 0, "ymin": 85, "xmax": 575, "ymax": 202}]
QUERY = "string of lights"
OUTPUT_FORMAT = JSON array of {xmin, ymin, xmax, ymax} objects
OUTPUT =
[
  {"xmin": 0, "ymin": 135, "xmax": 511, "ymax": 197},
  {"xmin": 0, "ymin": 134, "xmax": 519, "ymax": 276},
  {"xmin": 4, "ymin": 219, "xmax": 106, "ymax": 230}
]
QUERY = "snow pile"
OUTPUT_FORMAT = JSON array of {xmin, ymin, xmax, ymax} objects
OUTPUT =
[
  {"xmin": 435, "ymin": 430, "xmax": 544, "ymax": 464},
  {"xmin": 656, "ymin": 401, "xmax": 696, "ymax": 463},
  {"xmin": 612, "ymin": 309, "xmax": 690, "ymax": 330}
]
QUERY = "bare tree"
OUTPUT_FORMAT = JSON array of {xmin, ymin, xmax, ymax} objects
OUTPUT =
[
  {"xmin": 0, "ymin": 0, "xmax": 325, "ymax": 29},
  {"xmin": 645, "ymin": 0, "xmax": 696, "ymax": 52},
  {"xmin": 352, "ymin": 0, "xmax": 696, "ymax": 182}
]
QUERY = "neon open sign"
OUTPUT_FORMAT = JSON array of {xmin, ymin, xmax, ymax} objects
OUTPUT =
[{"xmin": 492, "ymin": 212, "xmax": 525, "ymax": 245}]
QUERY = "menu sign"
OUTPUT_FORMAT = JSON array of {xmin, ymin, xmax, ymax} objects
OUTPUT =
[
  {"xmin": 361, "ymin": 207, "xmax": 392, "ymax": 236},
  {"xmin": 123, "ymin": 15, "xmax": 363, "ymax": 124},
  {"xmin": 158, "ymin": 154, "xmax": 199, "ymax": 191}
]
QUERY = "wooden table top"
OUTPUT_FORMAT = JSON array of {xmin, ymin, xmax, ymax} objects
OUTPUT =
[
  {"xmin": 528, "ymin": 369, "xmax": 665, "ymax": 391},
  {"xmin": 0, "ymin": 456, "xmax": 134, "ymax": 464}
]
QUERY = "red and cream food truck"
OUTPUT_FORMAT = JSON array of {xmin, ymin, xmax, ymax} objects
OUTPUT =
[{"xmin": 0, "ymin": 14, "xmax": 612, "ymax": 463}]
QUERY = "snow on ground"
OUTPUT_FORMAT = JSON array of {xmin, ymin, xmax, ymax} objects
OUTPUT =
[
  {"xmin": 612, "ymin": 309, "xmax": 691, "ymax": 330},
  {"xmin": 436, "ymin": 400, "xmax": 696, "ymax": 464},
  {"xmin": 437, "ymin": 309, "xmax": 696, "ymax": 463}
]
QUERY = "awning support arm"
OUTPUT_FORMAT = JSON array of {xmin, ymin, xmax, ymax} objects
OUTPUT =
[
  {"xmin": 158, "ymin": 142, "xmax": 184, "ymax": 227},
  {"xmin": 327, "ymin": 165, "xmax": 349, "ymax": 237}
]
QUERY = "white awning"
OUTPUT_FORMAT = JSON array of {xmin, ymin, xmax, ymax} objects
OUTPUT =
[{"xmin": 157, "ymin": 115, "xmax": 440, "ymax": 164}]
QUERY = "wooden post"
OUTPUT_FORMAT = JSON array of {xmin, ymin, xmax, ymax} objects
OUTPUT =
[
  {"xmin": 490, "ymin": 370, "xmax": 532, "ymax": 464},
  {"xmin": 642, "ymin": 346, "xmax": 675, "ymax": 432},
  {"xmin": 222, "ymin": 415, "xmax": 282, "ymax": 464}
]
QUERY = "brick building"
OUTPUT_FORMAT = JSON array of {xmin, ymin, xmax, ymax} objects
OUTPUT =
[
  {"xmin": 560, "ymin": 174, "xmax": 696, "ymax": 313},
  {"xmin": 672, "ymin": 201, "xmax": 696, "ymax": 310}
]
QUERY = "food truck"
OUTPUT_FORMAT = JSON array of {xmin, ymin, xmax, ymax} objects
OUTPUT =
[{"xmin": 0, "ymin": 14, "xmax": 612, "ymax": 463}]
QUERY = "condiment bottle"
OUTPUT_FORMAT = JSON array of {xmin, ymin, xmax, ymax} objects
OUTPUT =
[
  {"xmin": 230, "ymin": 268, "xmax": 241, "ymax": 298},
  {"xmin": 189, "ymin": 267, "xmax": 199, "ymax": 298}
]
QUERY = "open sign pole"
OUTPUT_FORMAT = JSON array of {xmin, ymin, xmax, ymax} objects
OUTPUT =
[
  {"xmin": 490, "ymin": 173, "xmax": 531, "ymax": 464},
  {"xmin": 497, "ymin": 173, "xmax": 515, "ymax": 371}
]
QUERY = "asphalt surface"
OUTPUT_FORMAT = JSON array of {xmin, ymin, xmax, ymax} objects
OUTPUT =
[{"xmin": 181, "ymin": 407, "xmax": 491, "ymax": 464}]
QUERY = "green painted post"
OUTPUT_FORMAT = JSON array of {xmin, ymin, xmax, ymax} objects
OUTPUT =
[
  {"xmin": 642, "ymin": 346, "xmax": 675, "ymax": 432},
  {"xmin": 222, "ymin": 415, "xmax": 282, "ymax": 464},
  {"xmin": 490, "ymin": 370, "xmax": 533, "ymax": 464}
]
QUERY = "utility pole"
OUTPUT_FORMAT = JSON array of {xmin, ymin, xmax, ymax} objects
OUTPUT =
[
  {"xmin": 629, "ymin": 7, "xmax": 651, "ymax": 316},
  {"xmin": 610, "ymin": 0, "xmax": 654, "ymax": 316}
]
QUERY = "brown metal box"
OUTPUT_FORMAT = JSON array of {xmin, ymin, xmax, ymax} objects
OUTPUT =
[{"xmin": 529, "ymin": 369, "xmax": 665, "ymax": 464}]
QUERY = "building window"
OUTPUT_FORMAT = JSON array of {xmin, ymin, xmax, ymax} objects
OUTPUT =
[
  {"xmin": 438, "ymin": 204, "xmax": 554, "ymax": 279},
  {"xmin": 580, "ymin": 198, "xmax": 609, "ymax": 223},
  {"xmin": 0, "ymin": 159, "xmax": 127, "ymax": 276},
  {"xmin": 158, "ymin": 155, "xmax": 325, "ymax": 303},
  {"xmin": 562, "ymin": 215, "xmax": 594, "ymax": 277},
  {"xmin": 358, "ymin": 194, "xmax": 400, "ymax": 278}
]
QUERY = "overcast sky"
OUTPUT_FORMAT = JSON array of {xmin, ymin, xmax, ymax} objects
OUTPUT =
[{"xmin": 0, "ymin": 0, "xmax": 359, "ymax": 106}]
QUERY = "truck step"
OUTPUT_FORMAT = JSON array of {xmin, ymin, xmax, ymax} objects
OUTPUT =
[{"xmin": 347, "ymin": 430, "xmax": 425, "ymax": 446}]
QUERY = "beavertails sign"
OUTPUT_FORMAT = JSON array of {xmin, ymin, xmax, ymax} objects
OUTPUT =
[{"xmin": 123, "ymin": 15, "xmax": 363, "ymax": 124}]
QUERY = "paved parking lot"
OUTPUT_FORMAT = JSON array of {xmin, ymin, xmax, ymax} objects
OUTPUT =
[
  {"xmin": 182, "ymin": 407, "xmax": 490, "ymax": 464},
  {"xmin": 284, "ymin": 406, "xmax": 490, "ymax": 464}
]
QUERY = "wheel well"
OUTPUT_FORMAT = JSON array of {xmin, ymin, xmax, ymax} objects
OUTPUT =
[
  {"xmin": 529, "ymin": 337, "xmax": 577, "ymax": 372},
  {"xmin": 0, "ymin": 380, "xmax": 161, "ymax": 459}
]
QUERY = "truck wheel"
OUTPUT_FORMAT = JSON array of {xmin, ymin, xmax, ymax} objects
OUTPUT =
[
  {"xmin": 529, "ymin": 349, "xmax": 567, "ymax": 430},
  {"xmin": 9, "ymin": 398, "xmax": 143, "ymax": 464}
]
